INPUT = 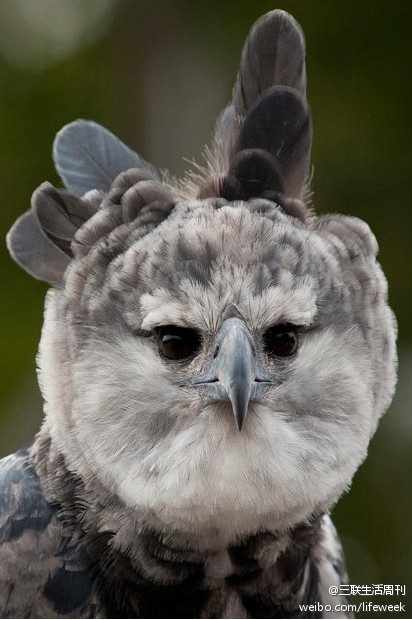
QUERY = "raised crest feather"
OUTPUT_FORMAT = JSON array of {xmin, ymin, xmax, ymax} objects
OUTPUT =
[
  {"xmin": 32, "ymin": 182, "xmax": 97, "ymax": 255},
  {"xmin": 53, "ymin": 120, "xmax": 157, "ymax": 198},
  {"xmin": 203, "ymin": 9, "xmax": 312, "ymax": 209},
  {"xmin": 232, "ymin": 10, "xmax": 307, "ymax": 113},
  {"xmin": 6, "ymin": 211, "xmax": 70, "ymax": 286}
]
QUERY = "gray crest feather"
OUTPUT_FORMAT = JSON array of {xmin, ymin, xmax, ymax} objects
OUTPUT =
[
  {"xmin": 7, "ymin": 121, "xmax": 167, "ymax": 285},
  {"xmin": 232, "ymin": 9, "xmax": 306, "ymax": 114},
  {"xmin": 7, "ymin": 182, "xmax": 98, "ymax": 285},
  {"xmin": 203, "ymin": 9, "xmax": 311, "ymax": 209},
  {"xmin": 6, "ymin": 210, "xmax": 70, "ymax": 286},
  {"xmin": 33, "ymin": 182, "xmax": 97, "ymax": 248},
  {"xmin": 53, "ymin": 120, "xmax": 156, "ymax": 197},
  {"xmin": 235, "ymin": 86, "xmax": 311, "ymax": 199}
]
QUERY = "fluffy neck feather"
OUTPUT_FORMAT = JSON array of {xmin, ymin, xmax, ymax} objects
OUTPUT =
[{"xmin": 31, "ymin": 431, "xmax": 327, "ymax": 618}]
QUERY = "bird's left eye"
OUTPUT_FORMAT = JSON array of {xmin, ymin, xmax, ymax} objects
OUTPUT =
[
  {"xmin": 263, "ymin": 324, "xmax": 298, "ymax": 357},
  {"xmin": 157, "ymin": 325, "xmax": 201, "ymax": 361}
]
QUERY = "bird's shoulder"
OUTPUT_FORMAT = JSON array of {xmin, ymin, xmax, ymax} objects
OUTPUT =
[
  {"xmin": 0, "ymin": 448, "xmax": 96, "ymax": 619},
  {"xmin": 315, "ymin": 514, "xmax": 354, "ymax": 618},
  {"xmin": 0, "ymin": 448, "xmax": 56, "ymax": 540}
]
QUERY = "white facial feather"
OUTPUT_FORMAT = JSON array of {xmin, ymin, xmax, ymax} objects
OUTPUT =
[{"xmin": 36, "ymin": 203, "xmax": 394, "ymax": 546}]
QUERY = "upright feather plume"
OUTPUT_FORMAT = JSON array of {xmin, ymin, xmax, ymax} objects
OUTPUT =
[
  {"xmin": 6, "ymin": 121, "xmax": 163, "ymax": 286},
  {"xmin": 53, "ymin": 120, "xmax": 157, "ymax": 198},
  {"xmin": 200, "ymin": 10, "xmax": 312, "ymax": 213}
]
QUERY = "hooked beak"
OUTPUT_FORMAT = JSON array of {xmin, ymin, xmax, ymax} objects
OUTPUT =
[{"xmin": 191, "ymin": 318, "xmax": 273, "ymax": 430}]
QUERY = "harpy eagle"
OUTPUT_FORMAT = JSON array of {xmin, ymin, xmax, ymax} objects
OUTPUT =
[{"xmin": 0, "ymin": 9, "xmax": 397, "ymax": 619}]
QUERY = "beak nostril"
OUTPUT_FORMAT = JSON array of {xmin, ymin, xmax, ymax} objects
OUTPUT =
[{"xmin": 213, "ymin": 345, "xmax": 220, "ymax": 359}]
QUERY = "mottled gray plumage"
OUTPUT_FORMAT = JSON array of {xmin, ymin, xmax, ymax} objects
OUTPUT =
[{"xmin": 1, "ymin": 9, "xmax": 397, "ymax": 619}]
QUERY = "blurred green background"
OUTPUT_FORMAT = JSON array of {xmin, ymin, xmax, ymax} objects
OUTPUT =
[{"xmin": 0, "ymin": 1, "xmax": 410, "ymax": 617}]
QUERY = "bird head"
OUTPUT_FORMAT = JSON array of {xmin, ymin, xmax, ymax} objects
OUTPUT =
[{"xmin": 6, "ymin": 10, "xmax": 397, "ymax": 543}]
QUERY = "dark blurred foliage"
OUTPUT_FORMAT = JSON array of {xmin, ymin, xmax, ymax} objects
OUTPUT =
[{"xmin": 0, "ymin": 1, "xmax": 410, "ymax": 617}]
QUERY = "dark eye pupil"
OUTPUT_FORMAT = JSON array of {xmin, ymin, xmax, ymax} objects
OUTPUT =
[
  {"xmin": 158, "ymin": 326, "xmax": 201, "ymax": 361},
  {"xmin": 263, "ymin": 324, "xmax": 298, "ymax": 357}
]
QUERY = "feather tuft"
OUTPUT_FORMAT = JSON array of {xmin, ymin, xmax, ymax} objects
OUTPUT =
[
  {"xmin": 53, "ymin": 120, "xmax": 158, "ymax": 197},
  {"xmin": 199, "ymin": 9, "xmax": 312, "ymax": 209}
]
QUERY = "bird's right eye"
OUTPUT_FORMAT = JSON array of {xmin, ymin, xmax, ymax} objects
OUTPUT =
[{"xmin": 157, "ymin": 325, "xmax": 201, "ymax": 361}]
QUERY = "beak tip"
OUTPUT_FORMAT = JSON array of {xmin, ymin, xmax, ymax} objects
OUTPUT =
[{"xmin": 234, "ymin": 408, "xmax": 247, "ymax": 432}]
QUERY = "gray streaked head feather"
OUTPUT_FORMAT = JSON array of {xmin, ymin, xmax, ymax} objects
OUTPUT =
[{"xmin": 32, "ymin": 196, "xmax": 396, "ymax": 544}]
